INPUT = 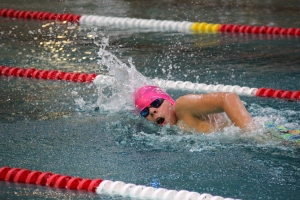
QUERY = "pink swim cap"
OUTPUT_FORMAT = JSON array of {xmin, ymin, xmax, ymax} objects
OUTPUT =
[{"xmin": 134, "ymin": 85, "xmax": 175, "ymax": 112}]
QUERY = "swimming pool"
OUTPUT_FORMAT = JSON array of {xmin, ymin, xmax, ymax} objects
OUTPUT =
[{"xmin": 0, "ymin": 0, "xmax": 300, "ymax": 199}]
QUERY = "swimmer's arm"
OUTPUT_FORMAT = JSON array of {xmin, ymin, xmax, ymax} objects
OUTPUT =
[{"xmin": 176, "ymin": 93, "xmax": 253, "ymax": 129}]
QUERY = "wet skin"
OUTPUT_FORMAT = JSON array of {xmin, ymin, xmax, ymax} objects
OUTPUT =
[{"xmin": 145, "ymin": 92, "xmax": 253, "ymax": 133}]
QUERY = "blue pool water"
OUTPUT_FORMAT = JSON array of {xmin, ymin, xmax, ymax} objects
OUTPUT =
[{"xmin": 0, "ymin": 0, "xmax": 300, "ymax": 199}]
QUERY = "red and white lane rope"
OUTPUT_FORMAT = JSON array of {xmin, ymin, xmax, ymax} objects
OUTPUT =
[
  {"xmin": 0, "ymin": 8, "xmax": 300, "ymax": 35},
  {"xmin": 0, "ymin": 166, "xmax": 235, "ymax": 200},
  {"xmin": 0, "ymin": 166, "xmax": 101, "ymax": 192},
  {"xmin": 0, "ymin": 65, "xmax": 97, "ymax": 83},
  {"xmin": 0, "ymin": 65, "xmax": 299, "ymax": 100},
  {"xmin": 153, "ymin": 79, "xmax": 300, "ymax": 100}
]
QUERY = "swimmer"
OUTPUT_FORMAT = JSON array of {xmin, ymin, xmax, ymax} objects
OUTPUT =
[{"xmin": 134, "ymin": 85, "xmax": 254, "ymax": 133}]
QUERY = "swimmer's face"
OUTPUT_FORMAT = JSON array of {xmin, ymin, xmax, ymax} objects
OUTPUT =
[{"xmin": 144, "ymin": 99, "xmax": 177, "ymax": 126}]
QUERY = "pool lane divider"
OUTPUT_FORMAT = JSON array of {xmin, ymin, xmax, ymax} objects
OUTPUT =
[
  {"xmin": 0, "ymin": 65, "xmax": 97, "ymax": 83},
  {"xmin": 0, "ymin": 65, "xmax": 299, "ymax": 100},
  {"xmin": 0, "ymin": 166, "xmax": 102, "ymax": 192},
  {"xmin": 0, "ymin": 166, "xmax": 235, "ymax": 200},
  {"xmin": 1, "ymin": 8, "xmax": 300, "ymax": 35}
]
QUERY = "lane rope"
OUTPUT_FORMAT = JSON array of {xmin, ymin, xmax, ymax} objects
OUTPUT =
[
  {"xmin": 1, "ymin": 65, "xmax": 299, "ymax": 100},
  {"xmin": 0, "ymin": 65, "xmax": 97, "ymax": 83},
  {"xmin": 0, "ymin": 166, "xmax": 236, "ymax": 200},
  {"xmin": 1, "ymin": 8, "xmax": 300, "ymax": 35}
]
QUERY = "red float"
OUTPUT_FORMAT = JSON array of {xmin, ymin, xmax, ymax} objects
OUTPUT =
[
  {"xmin": 0, "ymin": 166, "xmax": 103, "ymax": 193},
  {"xmin": 0, "ymin": 8, "xmax": 81, "ymax": 22},
  {"xmin": 0, "ymin": 65, "xmax": 96, "ymax": 83},
  {"xmin": 256, "ymin": 88, "xmax": 300, "ymax": 100}
]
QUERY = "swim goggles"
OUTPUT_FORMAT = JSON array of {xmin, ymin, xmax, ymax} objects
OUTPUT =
[{"xmin": 140, "ymin": 98, "xmax": 164, "ymax": 118}]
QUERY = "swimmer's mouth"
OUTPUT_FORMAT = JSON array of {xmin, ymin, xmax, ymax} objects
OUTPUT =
[{"xmin": 156, "ymin": 117, "xmax": 165, "ymax": 125}]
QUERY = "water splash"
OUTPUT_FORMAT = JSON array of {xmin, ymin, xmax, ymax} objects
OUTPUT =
[
  {"xmin": 72, "ymin": 34, "xmax": 155, "ymax": 113},
  {"xmin": 93, "ymin": 36, "xmax": 154, "ymax": 112}
]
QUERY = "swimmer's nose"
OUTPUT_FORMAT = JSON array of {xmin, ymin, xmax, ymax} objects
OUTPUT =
[{"xmin": 149, "ymin": 107, "xmax": 157, "ymax": 116}]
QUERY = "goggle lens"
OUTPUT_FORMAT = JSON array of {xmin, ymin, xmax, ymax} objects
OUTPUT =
[{"xmin": 140, "ymin": 98, "xmax": 164, "ymax": 118}]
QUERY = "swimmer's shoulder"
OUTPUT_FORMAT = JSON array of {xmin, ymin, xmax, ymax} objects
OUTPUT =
[
  {"xmin": 175, "ymin": 94, "xmax": 204, "ymax": 108},
  {"xmin": 175, "ymin": 95, "xmax": 190, "ymax": 118},
  {"xmin": 175, "ymin": 94, "xmax": 203, "ymax": 117},
  {"xmin": 175, "ymin": 95, "xmax": 192, "ymax": 112}
]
